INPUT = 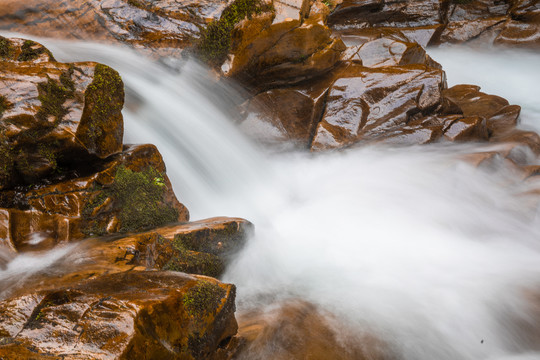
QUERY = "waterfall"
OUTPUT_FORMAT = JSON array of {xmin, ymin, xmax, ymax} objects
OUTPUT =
[{"xmin": 2, "ymin": 34, "xmax": 540, "ymax": 359}]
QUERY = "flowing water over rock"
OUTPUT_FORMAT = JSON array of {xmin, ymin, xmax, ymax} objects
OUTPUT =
[{"xmin": 2, "ymin": 35, "xmax": 540, "ymax": 359}]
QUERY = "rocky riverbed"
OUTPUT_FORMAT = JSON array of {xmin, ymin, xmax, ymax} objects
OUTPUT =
[{"xmin": 1, "ymin": 0, "xmax": 540, "ymax": 359}]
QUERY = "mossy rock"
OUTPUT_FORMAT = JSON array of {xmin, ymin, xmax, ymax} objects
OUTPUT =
[
  {"xmin": 76, "ymin": 64, "xmax": 124, "ymax": 158},
  {"xmin": 183, "ymin": 280, "xmax": 227, "ymax": 318},
  {"xmin": 195, "ymin": 0, "xmax": 274, "ymax": 67},
  {"xmin": 0, "ymin": 37, "xmax": 14, "ymax": 60},
  {"xmin": 81, "ymin": 165, "xmax": 179, "ymax": 235}
]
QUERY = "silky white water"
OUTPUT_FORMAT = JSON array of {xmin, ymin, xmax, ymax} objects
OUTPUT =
[{"xmin": 2, "ymin": 36, "xmax": 540, "ymax": 359}]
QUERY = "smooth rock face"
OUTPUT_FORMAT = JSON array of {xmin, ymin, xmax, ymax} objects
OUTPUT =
[
  {"xmin": 239, "ymin": 88, "xmax": 323, "ymax": 148},
  {"xmin": 0, "ymin": 37, "xmax": 124, "ymax": 189},
  {"xmin": 226, "ymin": 16, "xmax": 346, "ymax": 90},
  {"xmin": 0, "ymin": 271, "xmax": 238, "ymax": 360},
  {"xmin": 311, "ymin": 64, "xmax": 446, "ymax": 151},
  {"xmin": 341, "ymin": 35, "xmax": 438, "ymax": 67},
  {"xmin": 0, "ymin": 0, "xmax": 227, "ymax": 56},
  {"xmin": 0, "ymin": 144, "xmax": 189, "ymax": 252}
]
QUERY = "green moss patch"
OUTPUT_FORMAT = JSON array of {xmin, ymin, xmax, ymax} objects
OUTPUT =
[
  {"xmin": 85, "ymin": 64, "xmax": 123, "ymax": 125},
  {"xmin": 0, "ymin": 36, "xmax": 14, "ymax": 60},
  {"xmin": 36, "ymin": 68, "xmax": 75, "ymax": 123},
  {"xmin": 195, "ymin": 0, "xmax": 273, "ymax": 66},
  {"xmin": 17, "ymin": 40, "xmax": 54, "ymax": 62},
  {"xmin": 183, "ymin": 281, "xmax": 226, "ymax": 318},
  {"xmin": 81, "ymin": 64, "xmax": 124, "ymax": 149},
  {"xmin": 111, "ymin": 165, "xmax": 178, "ymax": 233}
]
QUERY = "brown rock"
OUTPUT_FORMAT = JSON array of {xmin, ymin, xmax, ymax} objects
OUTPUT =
[
  {"xmin": 227, "ymin": 16, "xmax": 345, "ymax": 90},
  {"xmin": 311, "ymin": 64, "xmax": 446, "ymax": 151},
  {"xmin": 0, "ymin": 144, "xmax": 189, "ymax": 251},
  {"xmin": 342, "ymin": 36, "xmax": 432, "ymax": 67},
  {"xmin": 0, "ymin": 218, "xmax": 251, "ymax": 300},
  {"xmin": 494, "ymin": 0, "xmax": 540, "ymax": 47},
  {"xmin": 439, "ymin": 17, "xmax": 507, "ymax": 44},
  {"xmin": 495, "ymin": 19, "xmax": 540, "ymax": 48},
  {"xmin": 0, "ymin": 0, "xmax": 228, "ymax": 57},
  {"xmin": 328, "ymin": 0, "xmax": 444, "ymax": 34},
  {"xmin": 492, "ymin": 129, "xmax": 540, "ymax": 155},
  {"xmin": 235, "ymin": 300, "xmax": 394, "ymax": 360},
  {"xmin": 238, "ymin": 88, "xmax": 324, "ymax": 148},
  {"xmin": 0, "ymin": 271, "xmax": 238, "ymax": 360},
  {"xmin": 441, "ymin": 84, "xmax": 522, "ymax": 137},
  {"xmin": 0, "ymin": 38, "xmax": 124, "ymax": 188},
  {"xmin": 443, "ymin": 116, "xmax": 489, "ymax": 142}
]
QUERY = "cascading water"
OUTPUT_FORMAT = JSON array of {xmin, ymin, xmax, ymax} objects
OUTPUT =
[{"xmin": 2, "ymin": 34, "xmax": 540, "ymax": 360}]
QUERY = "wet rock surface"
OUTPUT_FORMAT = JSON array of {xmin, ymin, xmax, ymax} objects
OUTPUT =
[
  {"xmin": 0, "ymin": 39, "xmax": 254, "ymax": 359},
  {"xmin": 225, "ymin": 14, "xmax": 346, "ymax": 90},
  {"xmin": 328, "ymin": 0, "xmax": 540, "ymax": 48},
  {"xmin": 235, "ymin": 300, "xmax": 395, "ymax": 360},
  {"xmin": 0, "ymin": 0, "xmax": 229, "ymax": 57},
  {"xmin": 0, "ymin": 271, "xmax": 238, "ymax": 360},
  {"xmin": 2, "ymin": 1, "xmax": 540, "ymax": 359},
  {"xmin": 0, "ymin": 37, "xmax": 124, "ymax": 189}
]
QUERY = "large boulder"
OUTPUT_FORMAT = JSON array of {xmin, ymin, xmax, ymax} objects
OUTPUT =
[
  {"xmin": 0, "ymin": 37, "xmax": 124, "ymax": 188},
  {"xmin": 0, "ymin": 271, "xmax": 238, "ymax": 360},
  {"xmin": 311, "ymin": 64, "xmax": 446, "ymax": 151},
  {"xmin": 328, "ymin": 0, "xmax": 444, "ymax": 30},
  {"xmin": 438, "ymin": 0, "xmax": 510, "ymax": 44}
]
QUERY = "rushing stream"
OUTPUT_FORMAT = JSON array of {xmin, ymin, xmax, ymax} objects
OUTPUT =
[{"xmin": 2, "ymin": 34, "xmax": 540, "ymax": 360}]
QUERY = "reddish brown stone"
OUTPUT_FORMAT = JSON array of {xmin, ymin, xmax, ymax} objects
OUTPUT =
[
  {"xmin": 226, "ymin": 16, "xmax": 345, "ymax": 90},
  {"xmin": 342, "ymin": 36, "xmax": 431, "ymax": 67},
  {"xmin": 441, "ymin": 84, "xmax": 521, "ymax": 137},
  {"xmin": 238, "ymin": 88, "xmax": 324, "ymax": 148},
  {"xmin": 0, "ymin": 38, "xmax": 124, "ymax": 188},
  {"xmin": 235, "ymin": 300, "xmax": 394, "ymax": 360},
  {"xmin": 311, "ymin": 64, "xmax": 446, "ymax": 151},
  {"xmin": 0, "ymin": 271, "xmax": 238, "ymax": 360},
  {"xmin": 443, "ymin": 116, "xmax": 489, "ymax": 142},
  {"xmin": 0, "ymin": 144, "xmax": 189, "ymax": 251},
  {"xmin": 0, "ymin": 0, "xmax": 227, "ymax": 57}
]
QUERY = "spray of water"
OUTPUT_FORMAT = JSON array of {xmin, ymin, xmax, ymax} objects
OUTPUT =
[{"xmin": 1, "ymin": 35, "xmax": 540, "ymax": 359}]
